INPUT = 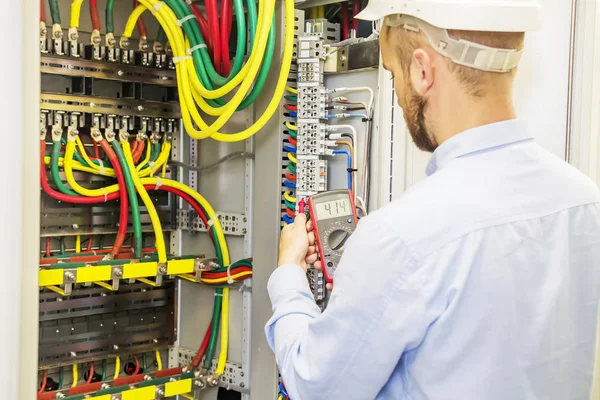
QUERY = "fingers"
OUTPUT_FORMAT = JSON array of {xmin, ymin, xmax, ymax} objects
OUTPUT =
[
  {"xmin": 294, "ymin": 213, "xmax": 306, "ymax": 226},
  {"xmin": 313, "ymin": 260, "xmax": 323, "ymax": 270},
  {"xmin": 306, "ymin": 220, "xmax": 314, "ymax": 232},
  {"xmin": 326, "ymin": 283, "xmax": 333, "ymax": 291},
  {"xmin": 308, "ymin": 231, "xmax": 315, "ymax": 246},
  {"xmin": 305, "ymin": 252, "xmax": 318, "ymax": 265}
]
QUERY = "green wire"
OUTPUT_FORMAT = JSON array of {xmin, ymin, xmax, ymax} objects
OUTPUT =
[
  {"xmin": 156, "ymin": 26, "xmax": 167, "ymax": 43},
  {"xmin": 110, "ymin": 141, "xmax": 143, "ymax": 259},
  {"xmin": 284, "ymin": 95, "xmax": 297, "ymax": 102},
  {"xmin": 49, "ymin": 0, "xmax": 61, "ymax": 25},
  {"xmin": 287, "ymin": 162, "xmax": 296, "ymax": 173},
  {"xmin": 284, "ymin": 198, "xmax": 295, "ymax": 211},
  {"xmin": 142, "ymin": 353, "xmax": 147, "ymax": 372},
  {"xmin": 58, "ymin": 367, "xmax": 64, "ymax": 389},
  {"xmin": 98, "ymin": 235, "xmax": 104, "ymax": 250},
  {"xmin": 51, "ymin": 141, "xmax": 79, "ymax": 196},
  {"xmin": 106, "ymin": 0, "xmax": 115, "ymax": 33},
  {"xmin": 59, "ymin": 237, "xmax": 65, "ymax": 255},
  {"xmin": 101, "ymin": 360, "xmax": 107, "ymax": 381},
  {"xmin": 203, "ymin": 288, "xmax": 223, "ymax": 370},
  {"xmin": 287, "ymin": 129, "xmax": 297, "ymax": 138}
]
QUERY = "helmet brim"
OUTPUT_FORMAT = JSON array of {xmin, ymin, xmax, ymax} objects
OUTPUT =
[{"xmin": 354, "ymin": 5, "xmax": 383, "ymax": 21}]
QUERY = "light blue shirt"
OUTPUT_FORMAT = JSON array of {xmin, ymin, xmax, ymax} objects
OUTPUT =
[{"xmin": 265, "ymin": 119, "xmax": 600, "ymax": 400}]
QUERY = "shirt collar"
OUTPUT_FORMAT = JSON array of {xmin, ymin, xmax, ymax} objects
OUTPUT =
[{"xmin": 425, "ymin": 119, "xmax": 534, "ymax": 176}]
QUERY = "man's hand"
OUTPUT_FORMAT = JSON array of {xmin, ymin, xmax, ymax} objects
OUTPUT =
[{"xmin": 278, "ymin": 214, "xmax": 318, "ymax": 271}]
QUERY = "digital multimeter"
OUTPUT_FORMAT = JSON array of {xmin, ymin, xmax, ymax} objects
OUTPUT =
[{"xmin": 308, "ymin": 190, "xmax": 358, "ymax": 283}]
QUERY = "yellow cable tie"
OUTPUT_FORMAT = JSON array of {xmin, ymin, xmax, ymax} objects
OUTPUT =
[
  {"xmin": 177, "ymin": 14, "xmax": 197, "ymax": 26},
  {"xmin": 173, "ymin": 55, "xmax": 193, "ymax": 64},
  {"xmin": 187, "ymin": 43, "xmax": 207, "ymax": 54}
]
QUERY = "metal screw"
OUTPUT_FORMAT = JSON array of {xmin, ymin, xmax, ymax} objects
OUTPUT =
[
  {"xmin": 65, "ymin": 272, "xmax": 76, "ymax": 281},
  {"xmin": 113, "ymin": 345, "xmax": 119, "ymax": 350},
  {"xmin": 70, "ymin": 32, "xmax": 79, "ymax": 41},
  {"xmin": 194, "ymin": 380, "xmax": 205, "ymax": 388},
  {"xmin": 117, "ymin": 70, "xmax": 124, "ymax": 76},
  {"xmin": 93, "ymin": 36, "xmax": 101, "ymax": 45},
  {"xmin": 72, "ymin": 223, "xmax": 79, "ymax": 229},
  {"xmin": 111, "ymin": 396, "xmax": 119, "ymax": 400},
  {"xmin": 158, "ymin": 265, "xmax": 167, "ymax": 274},
  {"xmin": 153, "ymin": 339, "xmax": 158, "ymax": 343},
  {"xmin": 56, "ymin": 329, "xmax": 60, "ymax": 333},
  {"xmin": 54, "ymin": 31, "xmax": 63, "ymax": 39},
  {"xmin": 70, "ymin": 352, "xmax": 77, "ymax": 357},
  {"xmin": 89, "ymin": 102, "xmax": 96, "ymax": 108},
  {"xmin": 137, "ymin": 105, "xmax": 144, "ymax": 111},
  {"xmin": 57, "ymin": 298, "xmax": 63, "ymax": 302},
  {"xmin": 115, "ymin": 269, "xmax": 123, "ymax": 277},
  {"xmin": 240, "ymin": 382, "xmax": 245, "ymax": 388},
  {"xmin": 156, "ymin": 388, "xmax": 164, "ymax": 396},
  {"xmin": 108, "ymin": 38, "xmax": 116, "ymax": 46}
]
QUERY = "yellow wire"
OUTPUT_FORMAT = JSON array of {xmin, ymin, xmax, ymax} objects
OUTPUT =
[
  {"xmin": 155, "ymin": 350, "xmax": 163, "ymax": 371},
  {"xmin": 284, "ymin": 190, "xmax": 296, "ymax": 203},
  {"xmin": 136, "ymin": 139, "xmax": 153, "ymax": 172},
  {"xmin": 285, "ymin": 121, "xmax": 298, "ymax": 131},
  {"xmin": 180, "ymin": 395, "xmax": 194, "ymax": 400},
  {"xmin": 285, "ymin": 86, "xmax": 298, "ymax": 94},
  {"xmin": 75, "ymin": 235, "xmax": 81, "ymax": 253},
  {"xmin": 71, "ymin": 363, "xmax": 78, "ymax": 388},
  {"xmin": 64, "ymin": 140, "xmax": 119, "ymax": 197},
  {"xmin": 278, "ymin": 396, "xmax": 284, "ymax": 400},
  {"xmin": 121, "ymin": 141, "xmax": 168, "ymax": 264},
  {"xmin": 127, "ymin": 0, "xmax": 294, "ymax": 142},
  {"xmin": 215, "ymin": 287, "xmax": 229, "ymax": 375},
  {"xmin": 75, "ymin": 136, "xmax": 106, "ymax": 173},
  {"xmin": 287, "ymin": 153, "xmax": 297, "ymax": 164},
  {"xmin": 70, "ymin": 0, "xmax": 84, "ymax": 28},
  {"xmin": 201, "ymin": 272, "xmax": 253, "ymax": 284},
  {"xmin": 114, "ymin": 357, "xmax": 120, "ymax": 380}
]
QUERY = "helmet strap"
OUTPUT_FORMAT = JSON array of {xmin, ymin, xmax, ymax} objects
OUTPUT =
[{"xmin": 385, "ymin": 14, "xmax": 523, "ymax": 73}]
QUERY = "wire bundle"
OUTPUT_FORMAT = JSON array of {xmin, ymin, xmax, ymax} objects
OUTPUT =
[
  {"xmin": 112, "ymin": 0, "xmax": 295, "ymax": 142},
  {"xmin": 282, "ymin": 85, "xmax": 298, "ymax": 225}
]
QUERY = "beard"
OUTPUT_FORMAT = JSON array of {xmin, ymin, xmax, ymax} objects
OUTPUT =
[{"xmin": 400, "ymin": 83, "xmax": 438, "ymax": 153}]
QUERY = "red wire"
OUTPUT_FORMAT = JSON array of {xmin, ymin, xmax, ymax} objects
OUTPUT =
[
  {"xmin": 87, "ymin": 236, "xmax": 93, "ymax": 252},
  {"xmin": 202, "ymin": 267, "xmax": 253, "ymax": 279},
  {"xmin": 133, "ymin": 0, "xmax": 148, "ymax": 38},
  {"xmin": 86, "ymin": 363, "xmax": 94, "ymax": 385},
  {"xmin": 283, "ymin": 104, "xmax": 297, "ymax": 111},
  {"xmin": 98, "ymin": 139, "xmax": 129, "ymax": 256},
  {"xmin": 352, "ymin": 0, "xmax": 360, "ymax": 32},
  {"xmin": 40, "ymin": 141, "xmax": 121, "ymax": 204},
  {"xmin": 205, "ymin": 0, "xmax": 222, "ymax": 74},
  {"xmin": 220, "ymin": 0, "xmax": 233, "ymax": 74},
  {"xmin": 132, "ymin": 141, "xmax": 146, "ymax": 164},
  {"xmin": 40, "ymin": 0, "xmax": 46, "ymax": 23},
  {"xmin": 38, "ymin": 370, "xmax": 47, "ymax": 394},
  {"xmin": 284, "ymin": 173, "xmax": 296, "ymax": 181},
  {"xmin": 285, "ymin": 208, "xmax": 295, "ymax": 217},
  {"xmin": 131, "ymin": 141, "xmax": 140, "ymax": 159},
  {"xmin": 89, "ymin": 0, "xmax": 101, "ymax": 31},
  {"xmin": 92, "ymin": 140, "xmax": 100, "ymax": 159},
  {"xmin": 189, "ymin": 3, "xmax": 214, "ymax": 55},
  {"xmin": 191, "ymin": 322, "xmax": 213, "ymax": 368},
  {"xmin": 341, "ymin": 2, "xmax": 349, "ymax": 40},
  {"xmin": 45, "ymin": 238, "xmax": 51, "ymax": 257},
  {"xmin": 133, "ymin": 356, "xmax": 140, "ymax": 375},
  {"xmin": 288, "ymin": 137, "xmax": 297, "ymax": 145}
]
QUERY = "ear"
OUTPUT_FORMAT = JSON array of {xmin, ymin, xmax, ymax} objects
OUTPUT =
[{"xmin": 410, "ymin": 48, "xmax": 435, "ymax": 96}]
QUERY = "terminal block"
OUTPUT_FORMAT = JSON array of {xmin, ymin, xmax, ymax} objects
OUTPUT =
[
  {"xmin": 297, "ymin": 87, "xmax": 326, "ymax": 119},
  {"xmin": 298, "ymin": 59, "xmax": 324, "ymax": 84},
  {"xmin": 297, "ymin": 121, "xmax": 326, "ymax": 155},
  {"xmin": 297, "ymin": 156, "xmax": 327, "ymax": 192},
  {"xmin": 307, "ymin": 268, "xmax": 325, "ymax": 303}
]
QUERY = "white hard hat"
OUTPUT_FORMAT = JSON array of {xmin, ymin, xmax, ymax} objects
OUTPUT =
[{"xmin": 356, "ymin": 0, "xmax": 541, "ymax": 32}]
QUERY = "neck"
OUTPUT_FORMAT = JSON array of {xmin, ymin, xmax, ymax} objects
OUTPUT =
[{"xmin": 431, "ymin": 88, "xmax": 516, "ymax": 146}]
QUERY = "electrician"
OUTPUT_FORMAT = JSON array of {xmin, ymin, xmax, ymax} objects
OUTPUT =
[{"xmin": 266, "ymin": 0, "xmax": 600, "ymax": 399}]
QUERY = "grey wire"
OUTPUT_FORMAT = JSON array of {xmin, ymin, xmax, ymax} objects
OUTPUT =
[{"xmin": 170, "ymin": 152, "xmax": 254, "ymax": 172}]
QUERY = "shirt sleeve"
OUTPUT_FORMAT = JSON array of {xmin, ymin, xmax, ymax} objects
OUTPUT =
[{"xmin": 265, "ymin": 217, "xmax": 438, "ymax": 400}]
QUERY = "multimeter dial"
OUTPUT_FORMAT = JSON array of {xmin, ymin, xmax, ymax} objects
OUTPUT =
[{"xmin": 321, "ymin": 222, "xmax": 354, "ymax": 262}]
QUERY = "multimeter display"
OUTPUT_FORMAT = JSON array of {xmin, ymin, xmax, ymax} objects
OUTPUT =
[
  {"xmin": 308, "ymin": 190, "xmax": 358, "ymax": 284},
  {"xmin": 315, "ymin": 198, "xmax": 353, "ymax": 220}
]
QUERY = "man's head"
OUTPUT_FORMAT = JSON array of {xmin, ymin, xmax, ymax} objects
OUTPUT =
[{"xmin": 380, "ymin": 17, "xmax": 525, "ymax": 152}]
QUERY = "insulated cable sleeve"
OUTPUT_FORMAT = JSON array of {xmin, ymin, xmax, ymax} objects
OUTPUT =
[
  {"xmin": 188, "ymin": 2, "xmax": 212, "ymax": 54},
  {"xmin": 133, "ymin": 0, "xmax": 148, "ymax": 37},
  {"xmin": 203, "ymin": 290, "xmax": 222, "ymax": 370},
  {"xmin": 38, "ymin": 370, "xmax": 47, "ymax": 394},
  {"xmin": 90, "ymin": 0, "xmax": 101, "ymax": 30},
  {"xmin": 220, "ymin": 0, "xmax": 233, "ymax": 74},
  {"xmin": 191, "ymin": 322, "xmax": 213, "ymax": 368},
  {"xmin": 70, "ymin": 0, "xmax": 85, "ymax": 28},
  {"xmin": 122, "ymin": 141, "xmax": 167, "ymax": 263},
  {"xmin": 51, "ymin": 140, "xmax": 79, "ymax": 196},
  {"xmin": 41, "ymin": 0, "xmax": 47, "ymax": 23},
  {"xmin": 98, "ymin": 139, "xmax": 129, "ymax": 256},
  {"xmin": 114, "ymin": 357, "xmax": 120, "ymax": 380},
  {"xmin": 352, "ymin": 0, "xmax": 359, "ymax": 32},
  {"xmin": 216, "ymin": 287, "xmax": 230, "ymax": 375},
  {"xmin": 341, "ymin": 2, "xmax": 349, "ymax": 40},
  {"xmin": 111, "ymin": 140, "xmax": 144, "ymax": 259},
  {"xmin": 204, "ymin": 0, "xmax": 222, "ymax": 74},
  {"xmin": 106, "ymin": 0, "xmax": 115, "ymax": 33},
  {"xmin": 49, "ymin": 0, "xmax": 61, "ymax": 25}
]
